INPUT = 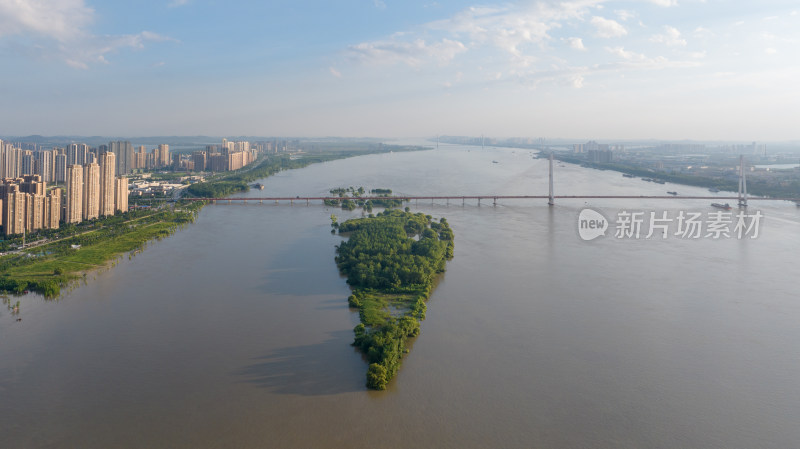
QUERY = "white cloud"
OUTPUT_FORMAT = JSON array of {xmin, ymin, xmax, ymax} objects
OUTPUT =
[
  {"xmin": 615, "ymin": 9, "xmax": 636, "ymax": 21},
  {"xmin": 693, "ymin": 26, "xmax": 712, "ymax": 37},
  {"xmin": 606, "ymin": 46, "xmax": 644, "ymax": 61},
  {"xmin": 603, "ymin": 46, "xmax": 699, "ymax": 70},
  {"xmin": 647, "ymin": 0, "xmax": 678, "ymax": 6},
  {"xmin": 168, "ymin": 0, "xmax": 190, "ymax": 7},
  {"xmin": 347, "ymin": 38, "xmax": 466, "ymax": 67},
  {"xmin": 765, "ymin": 47, "xmax": 777, "ymax": 55},
  {"xmin": 0, "ymin": 0, "xmax": 93, "ymax": 42},
  {"xmin": 0, "ymin": 0, "xmax": 175, "ymax": 68},
  {"xmin": 343, "ymin": 2, "xmax": 701, "ymax": 91},
  {"xmin": 426, "ymin": 2, "xmax": 607, "ymax": 64},
  {"xmin": 329, "ymin": 67, "xmax": 342, "ymax": 78},
  {"xmin": 650, "ymin": 26, "xmax": 686, "ymax": 46},
  {"xmin": 373, "ymin": 0, "xmax": 387, "ymax": 10},
  {"xmin": 57, "ymin": 31, "xmax": 177, "ymax": 69},
  {"xmin": 590, "ymin": 16, "xmax": 627, "ymax": 38},
  {"xmin": 565, "ymin": 37, "xmax": 586, "ymax": 51}
]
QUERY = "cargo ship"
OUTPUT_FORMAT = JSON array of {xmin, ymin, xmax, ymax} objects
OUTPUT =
[{"xmin": 711, "ymin": 203, "xmax": 731, "ymax": 210}]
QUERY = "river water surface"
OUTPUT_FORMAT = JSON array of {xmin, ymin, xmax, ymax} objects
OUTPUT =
[{"xmin": 2, "ymin": 144, "xmax": 800, "ymax": 448}]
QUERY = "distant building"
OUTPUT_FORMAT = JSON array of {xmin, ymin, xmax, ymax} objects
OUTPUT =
[
  {"xmin": 588, "ymin": 149, "xmax": 613, "ymax": 163},
  {"xmin": 110, "ymin": 141, "xmax": 134, "ymax": 175},
  {"xmin": 192, "ymin": 151, "xmax": 207, "ymax": 171},
  {"xmin": 157, "ymin": 144, "xmax": 170, "ymax": 167}
]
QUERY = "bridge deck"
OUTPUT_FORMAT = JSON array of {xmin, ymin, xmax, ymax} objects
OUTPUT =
[{"xmin": 181, "ymin": 195, "xmax": 800, "ymax": 202}]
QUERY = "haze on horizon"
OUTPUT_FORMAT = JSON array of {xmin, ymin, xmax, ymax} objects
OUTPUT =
[{"xmin": 0, "ymin": 0, "xmax": 797, "ymax": 141}]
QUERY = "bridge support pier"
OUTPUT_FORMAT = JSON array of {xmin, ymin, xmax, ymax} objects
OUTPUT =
[
  {"xmin": 290, "ymin": 199, "xmax": 294, "ymax": 205},
  {"xmin": 227, "ymin": 199, "xmax": 231, "ymax": 204},
  {"xmin": 462, "ymin": 197, "xmax": 465, "ymax": 206},
  {"xmin": 493, "ymin": 197, "xmax": 497, "ymax": 206},
  {"xmin": 478, "ymin": 198, "xmax": 481, "ymax": 206},
  {"xmin": 306, "ymin": 199, "xmax": 309, "ymax": 206},
  {"xmin": 446, "ymin": 198, "xmax": 449, "ymax": 206},
  {"xmin": 260, "ymin": 200, "xmax": 263, "ymax": 204}
]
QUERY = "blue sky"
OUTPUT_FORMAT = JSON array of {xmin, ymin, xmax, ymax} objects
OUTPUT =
[{"xmin": 1, "ymin": 0, "xmax": 798, "ymax": 140}]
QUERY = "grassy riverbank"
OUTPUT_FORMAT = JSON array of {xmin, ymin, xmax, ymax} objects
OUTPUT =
[
  {"xmin": 0, "ymin": 202, "xmax": 204, "ymax": 298},
  {"xmin": 334, "ymin": 209, "xmax": 454, "ymax": 390}
]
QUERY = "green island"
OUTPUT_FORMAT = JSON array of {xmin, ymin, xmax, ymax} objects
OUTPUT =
[{"xmin": 333, "ymin": 209, "xmax": 455, "ymax": 389}]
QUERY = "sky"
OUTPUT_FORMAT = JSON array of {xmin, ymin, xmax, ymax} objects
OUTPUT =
[{"xmin": 0, "ymin": 0, "xmax": 798, "ymax": 140}]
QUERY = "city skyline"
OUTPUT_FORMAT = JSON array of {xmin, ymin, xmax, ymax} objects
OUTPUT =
[{"xmin": 1, "ymin": 1, "xmax": 798, "ymax": 140}]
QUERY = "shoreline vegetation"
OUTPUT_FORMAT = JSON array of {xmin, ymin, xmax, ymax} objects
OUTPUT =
[
  {"xmin": 187, "ymin": 146, "xmax": 426, "ymax": 198},
  {"xmin": 0, "ymin": 201, "xmax": 204, "ymax": 298},
  {"xmin": 332, "ymin": 209, "xmax": 454, "ymax": 390},
  {"xmin": 547, "ymin": 153, "xmax": 800, "ymax": 199}
]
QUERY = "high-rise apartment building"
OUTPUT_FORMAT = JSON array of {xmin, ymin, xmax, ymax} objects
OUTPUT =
[
  {"xmin": 1, "ymin": 145, "xmax": 19, "ymax": 178},
  {"xmin": 21, "ymin": 151, "xmax": 35, "ymax": 176},
  {"xmin": 109, "ymin": 141, "xmax": 134, "ymax": 175},
  {"xmin": 65, "ymin": 164, "xmax": 83, "ymax": 224},
  {"xmin": 157, "ymin": 144, "xmax": 170, "ymax": 167},
  {"xmin": 45, "ymin": 188, "xmax": 61, "ymax": 230},
  {"xmin": 192, "ymin": 151, "xmax": 207, "ymax": 171},
  {"xmin": 54, "ymin": 153, "xmax": 67, "ymax": 183},
  {"xmin": 82, "ymin": 163, "xmax": 100, "ymax": 220},
  {"xmin": 99, "ymin": 152, "xmax": 116, "ymax": 216},
  {"xmin": 38, "ymin": 150, "xmax": 54, "ymax": 182},
  {"xmin": 115, "ymin": 177, "xmax": 128, "ymax": 213},
  {"xmin": 67, "ymin": 144, "xmax": 79, "ymax": 166},
  {"xmin": 0, "ymin": 176, "xmax": 59, "ymax": 235},
  {"xmin": 2, "ymin": 186, "xmax": 25, "ymax": 235}
]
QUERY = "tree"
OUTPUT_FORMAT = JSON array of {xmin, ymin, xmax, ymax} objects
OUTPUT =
[{"xmin": 366, "ymin": 363, "xmax": 388, "ymax": 390}]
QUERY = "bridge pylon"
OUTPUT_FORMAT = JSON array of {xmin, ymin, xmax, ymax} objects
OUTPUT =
[
  {"xmin": 738, "ymin": 155, "xmax": 748, "ymax": 208},
  {"xmin": 548, "ymin": 153, "xmax": 555, "ymax": 206}
]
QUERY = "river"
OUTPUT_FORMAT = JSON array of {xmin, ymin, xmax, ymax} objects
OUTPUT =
[{"xmin": 2, "ymin": 143, "xmax": 799, "ymax": 448}]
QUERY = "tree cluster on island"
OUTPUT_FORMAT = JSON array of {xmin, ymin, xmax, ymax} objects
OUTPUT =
[
  {"xmin": 324, "ymin": 186, "xmax": 405, "ymax": 211},
  {"xmin": 332, "ymin": 209, "xmax": 454, "ymax": 389}
]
